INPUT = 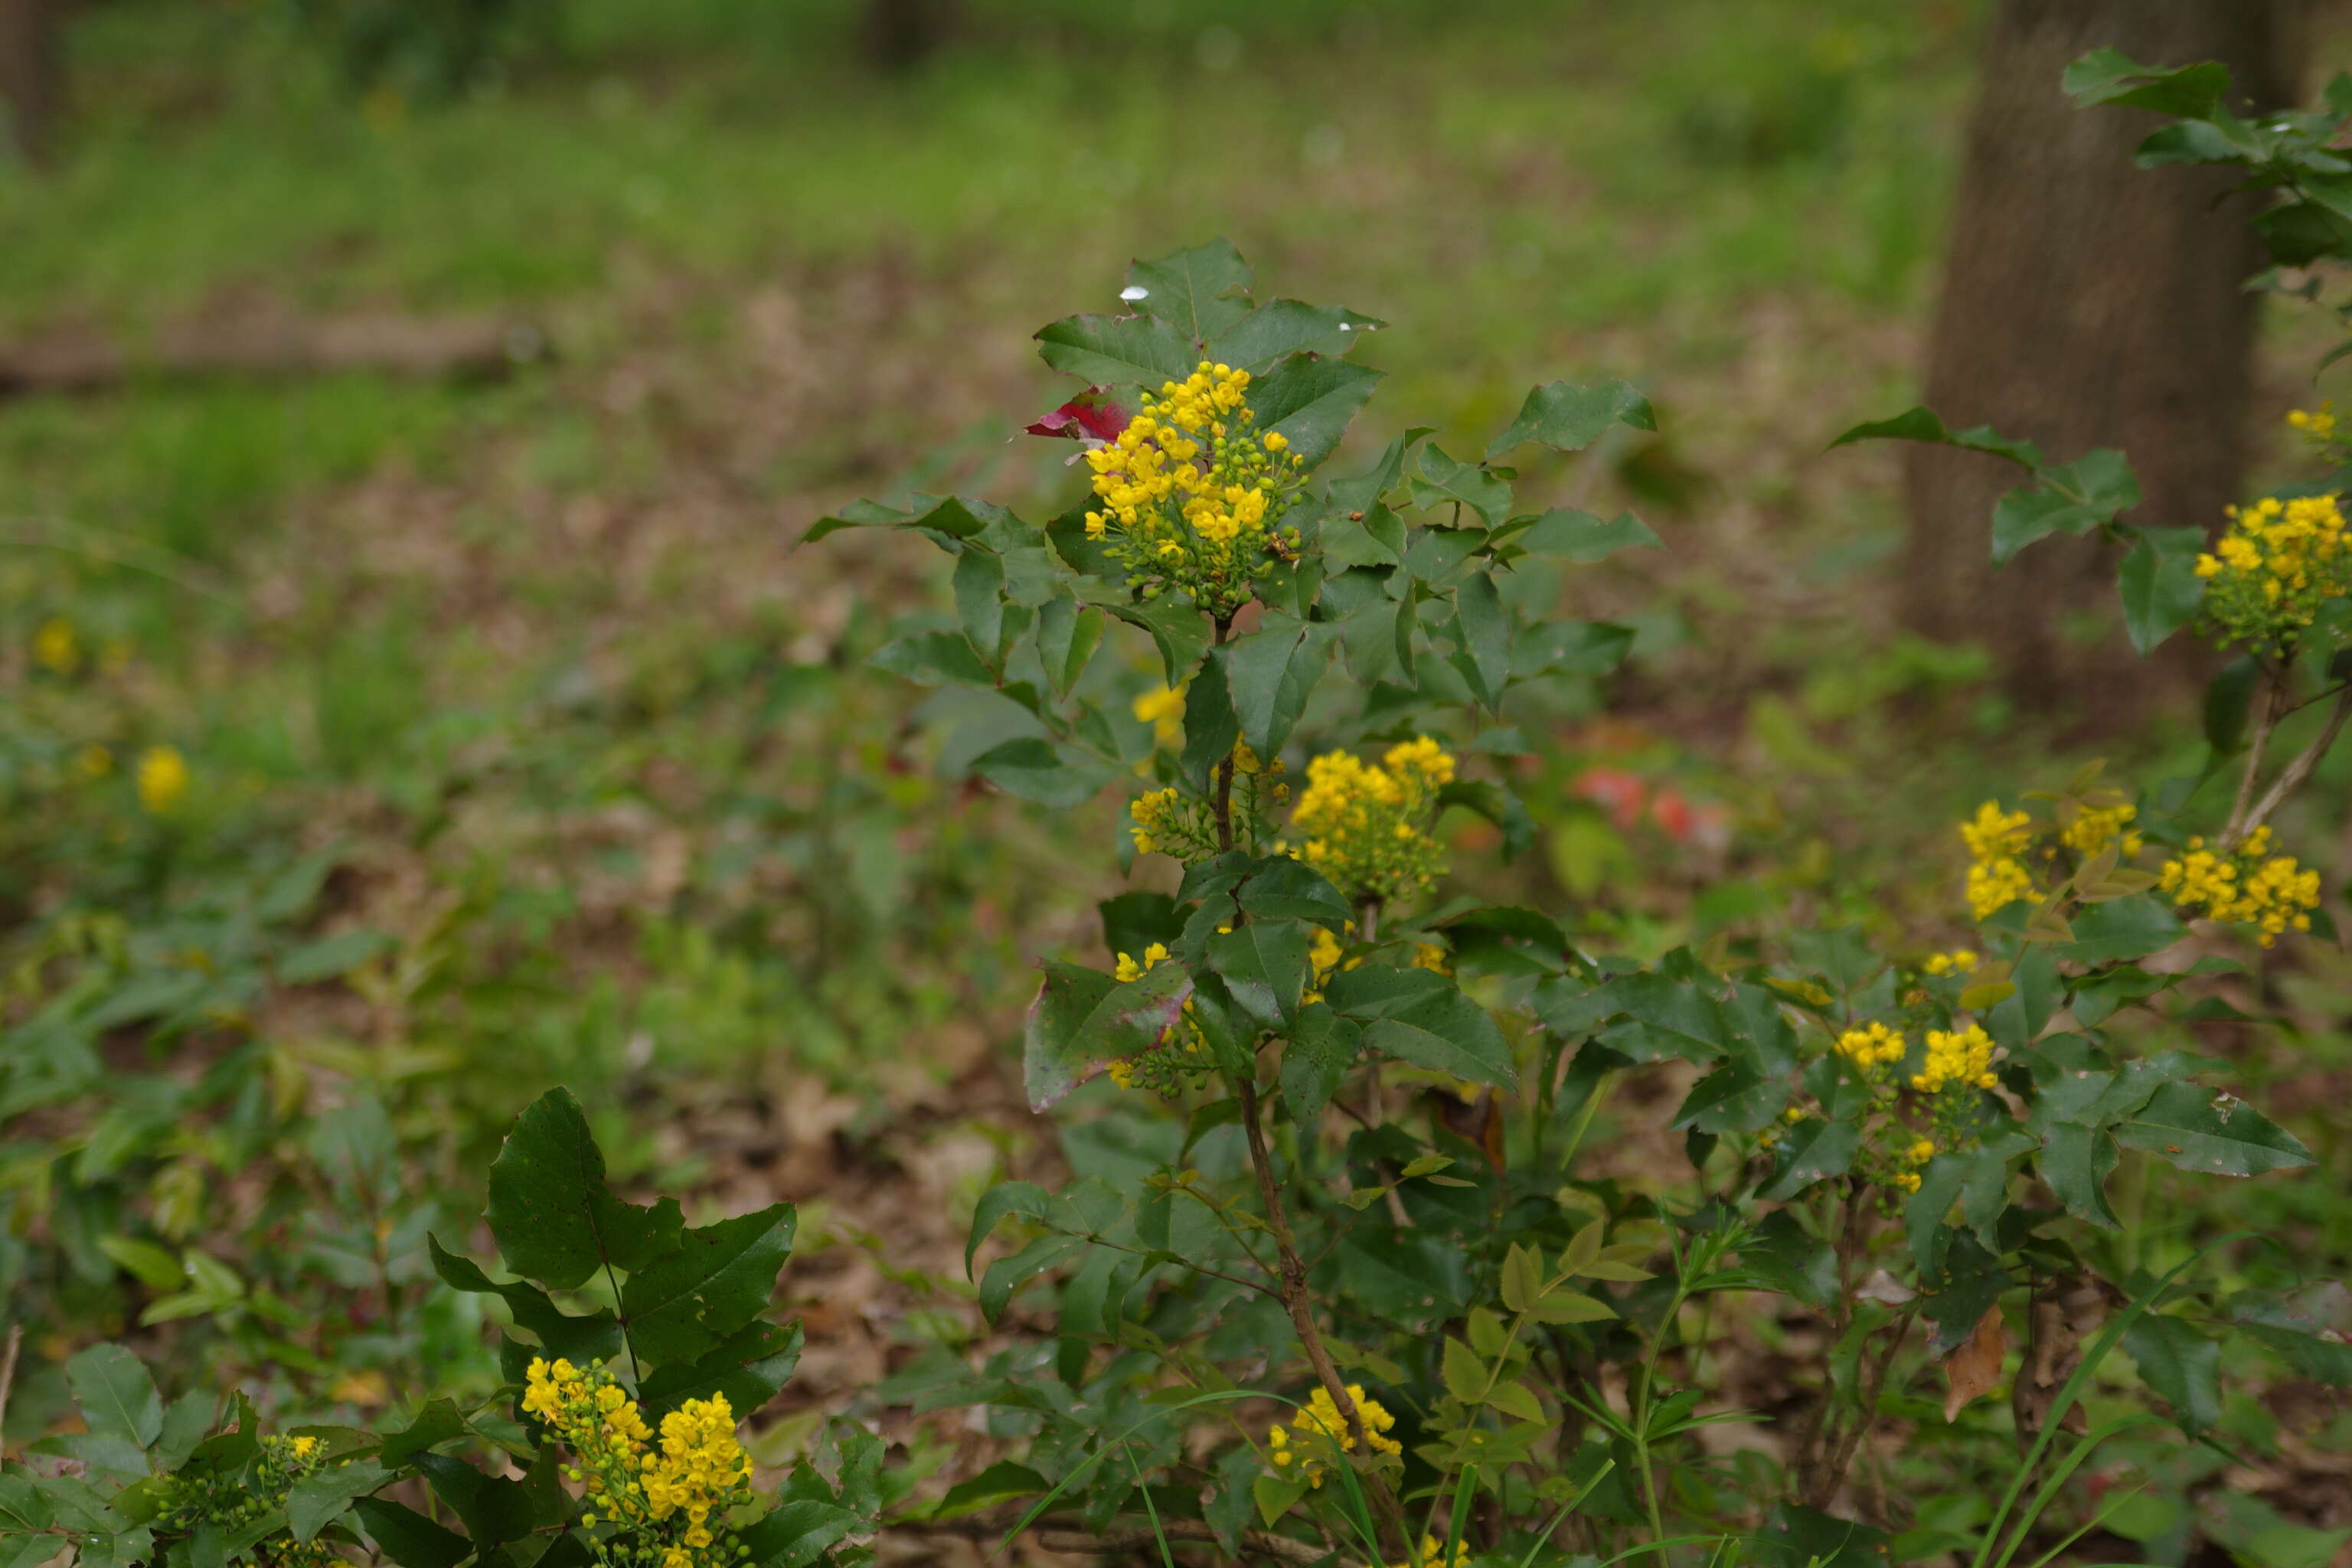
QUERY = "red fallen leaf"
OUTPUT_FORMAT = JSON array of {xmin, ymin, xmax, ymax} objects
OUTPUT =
[
  {"xmin": 1570, "ymin": 766, "xmax": 1648, "ymax": 831},
  {"xmin": 1025, "ymin": 390, "xmax": 1128, "ymax": 443}
]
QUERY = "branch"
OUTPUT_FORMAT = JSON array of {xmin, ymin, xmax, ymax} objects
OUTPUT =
[
  {"xmin": 2220, "ymin": 673, "xmax": 2285, "ymax": 847},
  {"xmin": 2230, "ymin": 681, "xmax": 2352, "ymax": 848}
]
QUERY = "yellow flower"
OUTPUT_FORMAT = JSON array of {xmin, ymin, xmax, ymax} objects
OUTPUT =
[
  {"xmin": 1921, "ymin": 949, "xmax": 1978, "ymax": 977},
  {"xmin": 1267, "ymin": 1383, "xmax": 1401, "ymax": 1488},
  {"xmin": 1387, "ymin": 1536, "xmax": 1470, "ymax": 1568},
  {"xmin": 1906, "ymin": 1139, "xmax": 1936, "ymax": 1164},
  {"xmin": 1958, "ymin": 802, "xmax": 2042, "ymax": 920},
  {"xmin": 34, "ymin": 618, "xmax": 78, "ymax": 675},
  {"xmin": 2194, "ymin": 493, "xmax": 2352, "ymax": 652},
  {"xmin": 1132, "ymin": 684, "xmax": 1186, "ymax": 749},
  {"xmin": 1834, "ymin": 1021, "xmax": 1906, "ymax": 1075},
  {"xmin": 1285, "ymin": 738, "xmax": 1455, "ymax": 900},
  {"xmin": 137, "ymin": 746, "xmax": 189, "ymax": 814},
  {"xmin": 2061, "ymin": 802, "xmax": 2142, "ymax": 859},
  {"xmin": 2158, "ymin": 828, "xmax": 2321, "ymax": 946},
  {"xmin": 1913, "ymin": 1025, "xmax": 1996, "ymax": 1095}
]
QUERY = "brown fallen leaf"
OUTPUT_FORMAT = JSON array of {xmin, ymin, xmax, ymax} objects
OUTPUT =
[
  {"xmin": 1944, "ymin": 1304, "xmax": 2009, "ymax": 1422},
  {"xmin": 2013, "ymin": 1274, "xmax": 2109, "ymax": 1442}
]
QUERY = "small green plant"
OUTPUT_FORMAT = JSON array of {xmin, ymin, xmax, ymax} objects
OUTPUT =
[{"xmin": 0, "ymin": 1087, "xmax": 876, "ymax": 1568}]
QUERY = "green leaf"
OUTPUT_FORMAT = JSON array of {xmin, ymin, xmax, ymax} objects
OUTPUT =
[
  {"xmin": 1485, "ymin": 381, "xmax": 1656, "ymax": 461},
  {"xmin": 1222, "ymin": 620, "xmax": 1329, "ymax": 758},
  {"xmin": 2053, "ymin": 895, "xmax": 2184, "ymax": 964},
  {"xmin": 1991, "ymin": 486, "xmax": 2101, "ymax": 567},
  {"xmin": 413, "ymin": 1455, "xmax": 534, "ymax": 1550},
  {"xmin": 1109, "ymin": 599, "xmax": 1212, "ymax": 688},
  {"xmin": 2118, "ymin": 525, "xmax": 2207, "ymax": 655},
  {"xmin": 979, "ymin": 1233, "xmax": 1088, "ymax": 1322},
  {"xmin": 0, "ymin": 1475, "xmax": 54, "ymax": 1534},
  {"xmin": 1351, "ymin": 978, "xmax": 1518, "ymax": 1089},
  {"xmin": 2062, "ymin": 47, "xmax": 2232, "ymax": 117},
  {"xmin": 428, "ymin": 1238, "xmax": 622, "ymax": 1364},
  {"xmin": 924, "ymin": 1462, "xmax": 1049, "ymax": 1523},
  {"xmin": 637, "ymin": 1320, "xmax": 804, "ymax": 1423},
  {"xmin": 66, "ymin": 1345, "xmax": 162, "ymax": 1450},
  {"xmin": 969, "ymin": 737, "xmax": 1117, "ymax": 808},
  {"xmin": 1234, "ymin": 858, "xmax": 1352, "ymax": 929},
  {"xmin": 620, "ymin": 1204, "xmax": 795, "ymax": 1363},
  {"xmin": 1034, "ymin": 312, "xmax": 1197, "ymax": 388},
  {"xmin": 276, "ymin": 929, "xmax": 393, "ymax": 986},
  {"xmin": 1413, "ymin": 445, "xmax": 1514, "ymax": 528},
  {"xmin": 1433, "ymin": 781, "xmax": 1536, "ymax": 864},
  {"xmin": 2037, "ymin": 1122, "xmax": 2121, "ymax": 1228},
  {"xmin": 1036, "ymin": 600, "xmax": 1105, "ymax": 701},
  {"xmin": 1760, "ymin": 1119, "xmax": 1860, "ymax": 1200},
  {"xmin": 485, "ymin": 1087, "xmax": 684, "ymax": 1292},
  {"xmin": 737, "ymin": 1495, "xmax": 864, "ymax": 1568},
  {"xmin": 288, "ymin": 1460, "xmax": 390, "ymax": 1543},
  {"xmin": 2115, "ymin": 1083, "xmax": 2314, "ymax": 1176},
  {"xmin": 351, "ymin": 1498, "xmax": 472, "ymax": 1568},
  {"xmin": 1454, "ymin": 573, "xmax": 1511, "ymax": 707},
  {"xmin": 1253, "ymin": 1472, "xmax": 1310, "ymax": 1530},
  {"xmin": 2124, "ymin": 1315, "xmax": 2222, "ymax": 1437},
  {"xmin": 1514, "ymin": 508, "xmax": 1663, "ymax": 562},
  {"xmin": 1441, "ymin": 1336, "xmax": 1486, "ymax": 1401},
  {"xmin": 377, "ymin": 1400, "xmax": 468, "ymax": 1467},
  {"xmin": 1209, "ymin": 299, "xmax": 1383, "ymax": 371},
  {"xmin": 1246, "ymin": 354, "xmax": 1382, "ymax": 468},
  {"xmin": 803, "ymin": 494, "xmax": 1009, "ymax": 549},
  {"xmin": 2234, "ymin": 1285, "xmax": 2352, "ymax": 1386},
  {"xmin": 867, "ymin": 630, "xmax": 991, "ymax": 688},
  {"xmin": 1500, "ymin": 1243, "xmax": 1544, "ymax": 1315},
  {"xmin": 1206, "ymin": 923, "xmax": 1308, "ymax": 1028},
  {"xmin": 1511, "ymin": 619, "xmax": 1634, "ymax": 678},
  {"xmin": 1279, "ymin": 1004, "xmax": 1358, "ymax": 1128},
  {"xmin": 951, "ymin": 548, "xmax": 1007, "ymax": 669},
  {"xmin": 1125, "ymin": 238, "xmax": 1254, "ymax": 348}
]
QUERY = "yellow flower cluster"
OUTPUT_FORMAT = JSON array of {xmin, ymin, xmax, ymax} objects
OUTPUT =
[
  {"xmin": 2061, "ymin": 802, "xmax": 2143, "ymax": 859},
  {"xmin": 522, "ymin": 1358, "xmax": 751, "ymax": 1568},
  {"xmin": 2288, "ymin": 403, "xmax": 2337, "ymax": 443},
  {"xmin": 2192, "ymin": 493, "xmax": 2352, "ymax": 652},
  {"xmin": 1287, "ymin": 737, "xmax": 1456, "ymax": 902},
  {"xmin": 34, "ymin": 617, "xmax": 77, "ymax": 675},
  {"xmin": 1130, "ymin": 786, "xmax": 1187, "ymax": 858},
  {"xmin": 1959, "ymin": 802, "xmax": 2040, "ymax": 920},
  {"xmin": 1834, "ymin": 1021, "xmax": 1905, "ymax": 1076},
  {"xmin": 1082, "ymin": 363, "xmax": 1305, "ymax": 617},
  {"xmin": 1132, "ymin": 684, "xmax": 1187, "ymax": 750},
  {"xmin": 1266, "ymin": 1383, "xmax": 1402, "ymax": 1488},
  {"xmin": 1920, "ymin": 949, "xmax": 1978, "ymax": 977},
  {"xmin": 1387, "ymin": 1537, "xmax": 1471, "ymax": 1568},
  {"xmin": 138, "ymin": 744, "xmax": 189, "ymax": 815},
  {"xmin": 2158, "ymin": 828, "xmax": 2321, "ymax": 946},
  {"xmin": 1913, "ymin": 1025, "xmax": 1998, "ymax": 1095}
]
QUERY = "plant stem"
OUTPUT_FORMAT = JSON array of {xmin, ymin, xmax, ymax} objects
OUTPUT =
[
  {"xmin": 2220, "ymin": 671, "xmax": 2285, "ymax": 847},
  {"xmin": 2230, "ymin": 681, "xmax": 2352, "ymax": 848},
  {"xmin": 1236, "ymin": 1076, "xmax": 1412, "ymax": 1559}
]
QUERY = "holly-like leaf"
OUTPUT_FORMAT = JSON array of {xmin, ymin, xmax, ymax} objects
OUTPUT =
[
  {"xmin": 1485, "ymin": 381, "xmax": 1656, "ymax": 461},
  {"xmin": 1209, "ymin": 299, "xmax": 1383, "ymax": 371},
  {"xmin": 376, "ymin": 1400, "xmax": 467, "ymax": 1467},
  {"xmin": 969, "ymin": 737, "xmax": 1118, "ymax": 808},
  {"xmin": 1279, "ymin": 1004, "xmax": 1358, "ymax": 1127},
  {"xmin": 1514, "ymin": 508, "xmax": 1664, "ymax": 562},
  {"xmin": 1759, "ymin": 1119, "xmax": 1860, "ymax": 1200},
  {"xmin": 637, "ymin": 1320, "xmax": 805, "ymax": 1423},
  {"xmin": 1454, "ymin": 573, "xmax": 1511, "ymax": 707},
  {"xmin": 1035, "ymin": 313, "xmax": 1197, "ymax": 389},
  {"xmin": 428, "ymin": 1239, "xmax": 622, "ymax": 1364},
  {"xmin": 2124, "ymin": 1315, "xmax": 2222, "ymax": 1437},
  {"xmin": 352, "ymin": 1498, "xmax": 472, "ymax": 1568},
  {"xmin": 1413, "ymin": 445, "xmax": 1514, "ymax": 528},
  {"xmin": 620, "ymin": 1204, "xmax": 796, "ymax": 1364},
  {"xmin": 66, "ymin": 1345, "xmax": 162, "ymax": 1450},
  {"xmin": 2115, "ymin": 1083, "xmax": 2314, "ymax": 1176},
  {"xmin": 288, "ymin": 1461, "xmax": 390, "ymax": 1544},
  {"xmin": 2118, "ymin": 526, "xmax": 2207, "ymax": 655},
  {"xmin": 803, "ymin": 494, "xmax": 1010, "ymax": 549},
  {"xmin": 2063, "ymin": 47, "xmax": 2233, "ymax": 117},
  {"xmin": 1125, "ymin": 238, "xmax": 1254, "ymax": 348},
  {"xmin": 485, "ymin": 1088, "xmax": 683, "ymax": 1292},
  {"xmin": 1246, "ymin": 353, "xmax": 1382, "ymax": 468},
  {"xmin": 1221, "ymin": 619, "xmax": 1331, "ymax": 758},
  {"xmin": 1023, "ymin": 958, "xmax": 1194, "ymax": 1112},
  {"xmin": 1351, "ymin": 978, "xmax": 1517, "ymax": 1089}
]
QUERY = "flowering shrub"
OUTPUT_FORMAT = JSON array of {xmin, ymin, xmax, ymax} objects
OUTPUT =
[{"xmin": 818, "ymin": 218, "xmax": 2352, "ymax": 1568}]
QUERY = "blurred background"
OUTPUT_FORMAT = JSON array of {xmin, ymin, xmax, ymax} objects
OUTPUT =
[{"xmin": 5, "ymin": 0, "xmax": 2352, "ymax": 1522}]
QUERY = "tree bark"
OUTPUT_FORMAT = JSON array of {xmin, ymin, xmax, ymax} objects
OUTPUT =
[
  {"xmin": 0, "ymin": 0, "xmax": 60, "ymax": 168},
  {"xmin": 861, "ymin": 0, "xmax": 956, "ymax": 71},
  {"xmin": 1902, "ymin": 0, "xmax": 2308, "ymax": 727}
]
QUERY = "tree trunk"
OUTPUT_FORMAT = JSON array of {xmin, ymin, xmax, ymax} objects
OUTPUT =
[
  {"xmin": 861, "ymin": 0, "xmax": 956, "ymax": 71},
  {"xmin": 1902, "ymin": 0, "xmax": 2307, "ymax": 726},
  {"xmin": 0, "ymin": 0, "xmax": 60, "ymax": 167}
]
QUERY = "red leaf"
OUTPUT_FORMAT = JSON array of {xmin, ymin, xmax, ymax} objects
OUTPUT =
[{"xmin": 1025, "ymin": 390, "xmax": 1128, "ymax": 443}]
